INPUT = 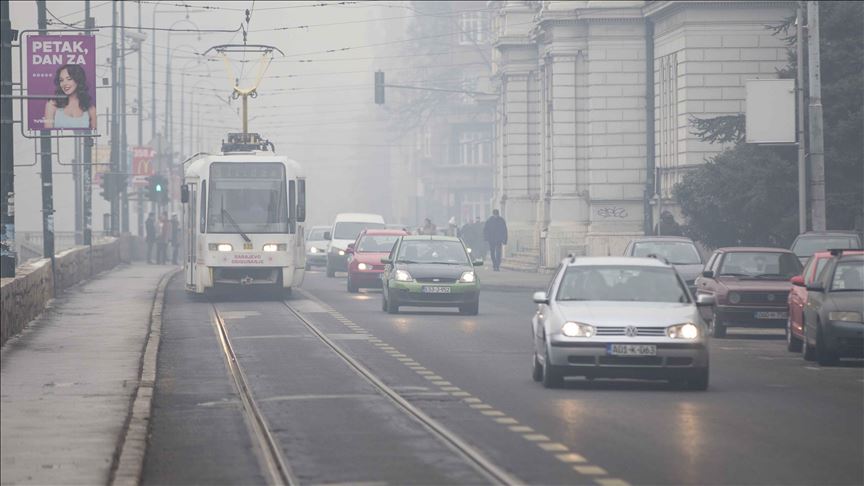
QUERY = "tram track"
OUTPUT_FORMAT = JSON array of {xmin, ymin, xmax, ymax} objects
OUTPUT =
[{"xmin": 208, "ymin": 295, "xmax": 521, "ymax": 486}]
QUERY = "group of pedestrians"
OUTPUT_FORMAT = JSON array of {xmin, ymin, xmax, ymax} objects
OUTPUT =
[{"xmin": 145, "ymin": 212, "xmax": 181, "ymax": 265}]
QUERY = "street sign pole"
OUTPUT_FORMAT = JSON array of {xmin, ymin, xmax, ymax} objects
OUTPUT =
[
  {"xmin": 37, "ymin": 1, "xmax": 55, "ymax": 266},
  {"xmin": 0, "ymin": 0, "xmax": 15, "ymax": 276},
  {"xmin": 806, "ymin": 1, "xmax": 826, "ymax": 231}
]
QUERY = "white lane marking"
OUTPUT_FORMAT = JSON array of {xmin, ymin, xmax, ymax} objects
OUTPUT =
[
  {"xmin": 556, "ymin": 453, "xmax": 587, "ymax": 463},
  {"xmin": 595, "ymin": 479, "xmax": 630, "ymax": 486},
  {"xmin": 470, "ymin": 404, "xmax": 492, "ymax": 410},
  {"xmin": 523, "ymin": 434, "xmax": 550, "ymax": 442},
  {"xmin": 538, "ymin": 443, "xmax": 568, "ymax": 452},
  {"xmin": 509, "ymin": 425, "xmax": 533, "ymax": 433},
  {"xmin": 481, "ymin": 410, "xmax": 506, "ymax": 417},
  {"xmin": 495, "ymin": 418, "xmax": 519, "ymax": 425},
  {"xmin": 574, "ymin": 465, "xmax": 608, "ymax": 475}
]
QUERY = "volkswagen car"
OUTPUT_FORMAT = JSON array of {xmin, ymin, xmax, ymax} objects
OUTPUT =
[
  {"xmin": 305, "ymin": 225, "xmax": 330, "ymax": 270},
  {"xmin": 531, "ymin": 257, "xmax": 712, "ymax": 390},
  {"xmin": 346, "ymin": 228, "xmax": 408, "ymax": 292},
  {"xmin": 624, "ymin": 236, "xmax": 704, "ymax": 295},
  {"xmin": 381, "ymin": 235, "xmax": 482, "ymax": 315}
]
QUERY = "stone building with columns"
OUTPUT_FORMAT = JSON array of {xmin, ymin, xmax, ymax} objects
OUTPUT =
[{"xmin": 490, "ymin": 0, "xmax": 794, "ymax": 267}]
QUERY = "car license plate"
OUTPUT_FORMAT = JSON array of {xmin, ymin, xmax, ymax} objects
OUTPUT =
[
  {"xmin": 755, "ymin": 311, "xmax": 788, "ymax": 319},
  {"xmin": 422, "ymin": 286, "xmax": 451, "ymax": 294},
  {"xmin": 607, "ymin": 344, "xmax": 657, "ymax": 356}
]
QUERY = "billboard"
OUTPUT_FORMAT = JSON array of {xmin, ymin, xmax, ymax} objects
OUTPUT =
[
  {"xmin": 745, "ymin": 79, "xmax": 795, "ymax": 144},
  {"xmin": 92, "ymin": 144, "xmax": 111, "ymax": 185},
  {"xmin": 26, "ymin": 35, "xmax": 97, "ymax": 131},
  {"xmin": 132, "ymin": 146, "xmax": 156, "ymax": 188}
]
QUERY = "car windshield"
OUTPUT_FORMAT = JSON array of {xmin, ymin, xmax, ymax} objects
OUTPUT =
[
  {"xmin": 333, "ymin": 221, "xmax": 385, "ymax": 240},
  {"xmin": 632, "ymin": 241, "xmax": 702, "ymax": 264},
  {"xmin": 307, "ymin": 228, "xmax": 326, "ymax": 241},
  {"xmin": 396, "ymin": 240, "xmax": 470, "ymax": 265},
  {"xmin": 830, "ymin": 261, "xmax": 864, "ymax": 291},
  {"xmin": 792, "ymin": 236, "xmax": 859, "ymax": 257},
  {"xmin": 718, "ymin": 252, "xmax": 802, "ymax": 278},
  {"xmin": 557, "ymin": 266, "xmax": 689, "ymax": 303},
  {"xmin": 207, "ymin": 162, "xmax": 288, "ymax": 233},
  {"xmin": 357, "ymin": 235, "xmax": 400, "ymax": 253}
]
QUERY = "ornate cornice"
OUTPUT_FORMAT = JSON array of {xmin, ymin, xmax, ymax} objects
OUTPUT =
[{"xmin": 643, "ymin": 1, "xmax": 796, "ymax": 20}]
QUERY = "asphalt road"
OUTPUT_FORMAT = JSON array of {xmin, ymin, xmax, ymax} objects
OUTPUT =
[{"xmin": 144, "ymin": 271, "xmax": 864, "ymax": 485}]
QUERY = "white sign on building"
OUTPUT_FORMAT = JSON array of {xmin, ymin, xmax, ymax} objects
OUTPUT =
[{"xmin": 745, "ymin": 79, "xmax": 796, "ymax": 144}]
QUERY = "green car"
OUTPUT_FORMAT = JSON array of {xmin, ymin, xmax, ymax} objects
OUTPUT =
[{"xmin": 381, "ymin": 235, "xmax": 483, "ymax": 315}]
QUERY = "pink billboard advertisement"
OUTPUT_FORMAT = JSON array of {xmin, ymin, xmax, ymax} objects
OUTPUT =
[{"xmin": 27, "ymin": 35, "xmax": 97, "ymax": 131}]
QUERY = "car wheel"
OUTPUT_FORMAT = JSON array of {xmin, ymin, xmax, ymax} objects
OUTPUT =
[
  {"xmin": 684, "ymin": 367, "xmax": 709, "ymax": 391},
  {"xmin": 710, "ymin": 312, "xmax": 727, "ymax": 338},
  {"xmin": 531, "ymin": 350, "xmax": 543, "ymax": 382},
  {"xmin": 802, "ymin": 320, "xmax": 817, "ymax": 362},
  {"xmin": 459, "ymin": 300, "xmax": 479, "ymax": 316},
  {"xmin": 305, "ymin": 262, "xmax": 311, "ymax": 271},
  {"xmin": 381, "ymin": 289, "xmax": 388, "ymax": 311},
  {"xmin": 386, "ymin": 294, "xmax": 399, "ymax": 314},
  {"xmin": 326, "ymin": 262, "xmax": 336, "ymax": 278},
  {"xmin": 347, "ymin": 276, "xmax": 358, "ymax": 293},
  {"xmin": 815, "ymin": 322, "xmax": 837, "ymax": 366},
  {"xmin": 786, "ymin": 319, "xmax": 802, "ymax": 352},
  {"xmin": 541, "ymin": 344, "xmax": 564, "ymax": 389}
]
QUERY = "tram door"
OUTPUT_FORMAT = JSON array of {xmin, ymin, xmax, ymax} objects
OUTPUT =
[{"xmin": 185, "ymin": 183, "xmax": 197, "ymax": 288}]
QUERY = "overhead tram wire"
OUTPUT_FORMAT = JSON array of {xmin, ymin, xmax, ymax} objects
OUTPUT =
[{"xmin": 137, "ymin": 1, "xmax": 360, "ymax": 12}]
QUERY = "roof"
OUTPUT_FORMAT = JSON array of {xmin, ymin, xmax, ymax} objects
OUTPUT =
[
  {"xmin": 308, "ymin": 225, "xmax": 330, "ymax": 230},
  {"xmin": 811, "ymin": 249, "xmax": 864, "ymax": 259},
  {"xmin": 361, "ymin": 229, "xmax": 409, "ymax": 236},
  {"xmin": 797, "ymin": 230, "xmax": 861, "ymax": 236},
  {"xmin": 716, "ymin": 247, "xmax": 795, "ymax": 253},
  {"xmin": 629, "ymin": 236, "xmax": 695, "ymax": 243},
  {"xmin": 333, "ymin": 213, "xmax": 385, "ymax": 223},
  {"xmin": 564, "ymin": 256, "xmax": 671, "ymax": 268},
  {"xmin": 401, "ymin": 235, "xmax": 461, "ymax": 242}
]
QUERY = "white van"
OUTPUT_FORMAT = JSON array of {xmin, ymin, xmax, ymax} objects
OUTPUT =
[{"xmin": 325, "ymin": 213, "xmax": 386, "ymax": 277}]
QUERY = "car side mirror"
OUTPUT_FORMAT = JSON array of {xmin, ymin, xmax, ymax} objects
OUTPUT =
[
  {"xmin": 472, "ymin": 259, "xmax": 484, "ymax": 267},
  {"xmin": 790, "ymin": 275, "xmax": 805, "ymax": 287},
  {"xmin": 806, "ymin": 283, "xmax": 824, "ymax": 292},
  {"xmin": 346, "ymin": 243, "xmax": 355, "ymax": 254},
  {"xmin": 701, "ymin": 270, "xmax": 714, "ymax": 278},
  {"xmin": 696, "ymin": 294, "xmax": 715, "ymax": 307},
  {"xmin": 532, "ymin": 291, "xmax": 549, "ymax": 304},
  {"xmin": 380, "ymin": 257, "xmax": 392, "ymax": 265},
  {"xmin": 180, "ymin": 184, "xmax": 189, "ymax": 203},
  {"xmin": 323, "ymin": 231, "xmax": 331, "ymax": 241}
]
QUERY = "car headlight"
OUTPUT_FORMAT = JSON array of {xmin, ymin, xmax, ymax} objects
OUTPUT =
[
  {"xmin": 667, "ymin": 322, "xmax": 700, "ymax": 339},
  {"xmin": 309, "ymin": 247, "xmax": 319, "ymax": 254},
  {"xmin": 338, "ymin": 250, "xmax": 345, "ymax": 256},
  {"xmin": 561, "ymin": 321, "xmax": 595, "ymax": 338},
  {"xmin": 394, "ymin": 269, "xmax": 413, "ymax": 282},
  {"xmin": 728, "ymin": 292, "xmax": 741, "ymax": 304},
  {"xmin": 209, "ymin": 243, "xmax": 233, "ymax": 252},
  {"xmin": 358, "ymin": 262, "xmax": 370, "ymax": 271},
  {"xmin": 263, "ymin": 244, "xmax": 286, "ymax": 252},
  {"xmin": 828, "ymin": 311, "xmax": 863, "ymax": 323},
  {"xmin": 458, "ymin": 271, "xmax": 476, "ymax": 283}
]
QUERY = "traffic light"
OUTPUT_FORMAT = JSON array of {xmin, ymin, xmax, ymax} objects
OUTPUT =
[
  {"xmin": 374, "ymin": 70, "xmax": 385, "ymax": 105},
  {"xmin": 147, "ymin": 174, "xmax": 169, "ymax": 204},
  {"xmin": 99, "ymin": 172, "xmax": 117, "ymax": 201}
]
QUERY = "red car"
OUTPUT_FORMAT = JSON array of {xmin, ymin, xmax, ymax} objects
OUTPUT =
[
  {"xmin": 787, "ymin": 249, "xmax": 864, "ymax": 351},
  {"xmin": 346, "ymin": 229, "xmax": 409, "ymax": 293},
  {"xmin": 695, "ymin": 247, "xmax": 803, "ymax": 337}
]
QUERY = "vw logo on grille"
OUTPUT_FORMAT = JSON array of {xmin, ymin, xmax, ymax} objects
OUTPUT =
[
  {"xmin": 625, "ymin": 326, "xmax": 638, "ymax": 337},
  {"xmin": 767, "ymin": 294, "xmax": 775, "ymax": 302},
  {"xmin": 432, "ymin": 278, "xmax": 440, "ymax": 282}
]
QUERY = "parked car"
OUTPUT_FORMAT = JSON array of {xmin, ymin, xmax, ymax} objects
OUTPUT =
[
  {"xmin": 623, "ymin": 236, "xmax": 704, "ymax": 294},
  {"xmin": 531, "ymin": 256, "xmax": 712, "ymax": 390},
  {"xmin": 346, "ymin": 229, "xmax": 409, "ymax": 293},
  {"xmin": 305, "ymin": 225, "xmax": 330, "ymax": 270},
  {"xmin": 801, "ymin": 250, "xmax": 864, "ymax": 365},
  {"xmin": 695, "ymin": 247, "xmax": 802, "ymax": 337},
  {"xmin": 381, "ymin": 235, "xmax": 482, "ymax": 315},
  {"xmin": 786, "ymin": 250, "xmax": 864, "ymax": 351},
  {"xmin": 790, "ymin": 231, "xmax": 862, "ymax": 266},
  {"xmin": 325, "ymin": 213, "xmax": 386, "ymax": 277}
]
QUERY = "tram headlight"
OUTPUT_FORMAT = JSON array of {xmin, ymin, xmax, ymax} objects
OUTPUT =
[
  {"xmin": 209, "ymin": 243, "xmax": 233, "ymax": 252},
  {"xmin": 309, "ymin": 247, "xmax": 319, "ymax": 254},
  {"xmin": 263, "ymin": 244, "xmax": 286, "ymax": 252}
]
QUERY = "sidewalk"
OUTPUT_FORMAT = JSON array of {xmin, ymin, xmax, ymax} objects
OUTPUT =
[
  {"xmin": 1, "ymin": 263, "xmax": 173, "ymax": 485},
  {"xmin": 476, "ymin": 266, "xmax": 553, "ymax": 292}
]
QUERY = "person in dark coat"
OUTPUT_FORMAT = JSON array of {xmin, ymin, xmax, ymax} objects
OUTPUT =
[
  {"xmin": 145, "ymin": 213, "xmax": 156, "ymax": 264},
  {"xmin": 483, "ymin": 209, "xmax": 508, "ymax": 271},
  {"xmin": 655, "ymin": 210, "xmax": 683, "ymax": 236}
]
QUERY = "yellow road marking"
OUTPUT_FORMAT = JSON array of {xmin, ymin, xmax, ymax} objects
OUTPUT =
[
  {"xmin": 574, "ymin": 466, "xmax": 607, "ymax": 475},
  {"xmin": 538, "ymin": 443, "xmax": 569, "ymax": 452},
  {"xmin": 556, "ymin": 453, "xmax": 587, "ymax": 463}
]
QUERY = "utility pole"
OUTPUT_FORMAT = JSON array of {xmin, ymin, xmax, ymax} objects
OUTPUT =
[
  {"xmin": 120, "ymin": 1, "xmax": 129, "ymax": 233},
  {"xmin": 74, "ymin": 137, "xmax": 82, "ymax": 244},
  {"xmin": 0, "ymin": 0, "xmax": 16, "ymax": 276},
  {"xmin": 807, "ymin": 0, "xmax": 826, "ymax": 231},
  {"xmin": 83, "ymin": 0, "xmax": 92, "ymax": 246},
  {"xmin": 137, "ymin": 1, "xmax": 144, "ymax": 237},
  {"xmin": 109, "ymin": 0, "xmax": 119, "ymax": 234},
  {"xmin": 796, "ymin": 2, "xmax": 807, "ymax": 233},
  {"xmin": 37, "ymin": 1, "xmax": 55, "ymax": 263}
]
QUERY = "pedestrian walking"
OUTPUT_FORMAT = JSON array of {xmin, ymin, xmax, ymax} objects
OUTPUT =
[
  {"xmin": 483, "ymin": 209, "xmax": 508, "ymax": 271},
  {"xmin": 655, "ymin": 210, "xmax": 683, "ymax": 236},
  {"xmin": 170, "ymin": 214, "xmax": 181, "ymax": 265},
  {"xmin": 420, "ymin": 218, "xmax": 437, "ymax": 236},
  {"xmin": 156, "ymin": 212, "xmax": 170, "ymax": 264},
  {"xmin": 145, "ymin": 212, "xmax": 156, "ymax": 264}
]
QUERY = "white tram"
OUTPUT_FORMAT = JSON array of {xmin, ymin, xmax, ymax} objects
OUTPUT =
[{"xmin": 181, "ymin": 133, "xmax": 306, "ymax": 294}]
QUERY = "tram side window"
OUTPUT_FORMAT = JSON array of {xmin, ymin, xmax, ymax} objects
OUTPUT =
[
  {"xmin": 199, "ymin": 180, "xmax": 207, "ymax": 234},
  {"xmin": 297, "ymin": 179, "xmax": 306, "ymax": 223},
  {"xmin": 288, "ymin": 180, "xmax": 296, "ymax": 234}
]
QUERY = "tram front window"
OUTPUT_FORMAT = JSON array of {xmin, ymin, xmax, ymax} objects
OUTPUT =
[{"xmin": 208, "ymin": 162, "xmax": 289, "ymax": 233}]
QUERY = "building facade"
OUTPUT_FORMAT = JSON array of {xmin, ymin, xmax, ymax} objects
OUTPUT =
[{"xmin": 491, "ymin": 0, "xmax": 794, "ymax": 267}]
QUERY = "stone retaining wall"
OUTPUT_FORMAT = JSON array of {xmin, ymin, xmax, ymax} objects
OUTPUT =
[{"xmin": 1, "ymin": 235, "xmax": 140, "ymax": 346}]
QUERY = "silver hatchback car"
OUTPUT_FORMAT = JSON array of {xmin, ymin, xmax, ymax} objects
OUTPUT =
[{"xmin": 531, "ymin": 256, "xmax": 713, "ymax": 390}]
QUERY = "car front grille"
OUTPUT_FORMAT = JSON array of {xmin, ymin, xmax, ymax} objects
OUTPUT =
[
  {"xmin": 739, "ymin": 292, "xmax": 789, "ymax": 304},
  {"xmin": 595, "ymin": 326, "xmax": 668, "ymax": 337},
  {"xmin": 415, "ymin": 277, "xmax": 458, "ymax": 283}
]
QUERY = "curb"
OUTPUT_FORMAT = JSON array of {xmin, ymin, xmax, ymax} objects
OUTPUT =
[{"xmin": 110, "ymin": 268, "xmax": 179, "ymax": 486}]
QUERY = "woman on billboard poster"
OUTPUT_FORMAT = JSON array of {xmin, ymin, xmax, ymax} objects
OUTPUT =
[{"xmin": 43, "ymin": 64, "xmax": 96, "ymax": 130}]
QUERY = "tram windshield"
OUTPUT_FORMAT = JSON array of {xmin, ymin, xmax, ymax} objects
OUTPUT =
[{"xmin": 208, "ymin": 162, "xmax": 289, "ymax": 233}]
